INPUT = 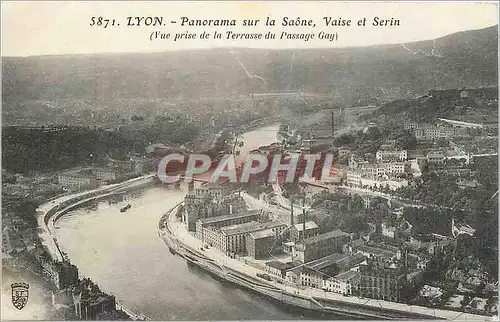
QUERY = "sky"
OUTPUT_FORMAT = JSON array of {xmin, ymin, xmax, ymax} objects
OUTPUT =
[{"xmin": 1, "ymin": 1, "xmax": 498, "ymax": 57}]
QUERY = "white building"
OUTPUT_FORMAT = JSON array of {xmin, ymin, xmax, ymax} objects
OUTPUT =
[
  {"xmin": 58, "ymin": 169, "xmax": 98, "ymax": 190},
  {"xmin": 381, "ymin": 222, "xmax": 397, "ymax": 238},
  {"xmin": 300, "ymin": 267, "xmax": 326, "ymax": 289},
  {"xmin": 426, "ymin": 151, "xmax": 446, "ymax": 164},
  {"xmin": 323, "ymin": 270, "xmax": 360, "ymax": 295},
  {"xmin": 93, "ymin": 168, "xmax": 125, "ymax": 183},
  {"xmin": 361, "ymin": 162, "xmax": 405, "ymax": 177},
  {"xmin": 346, "ymin": 171, "xmax": 362, "ymax": 187},
  {"xmin": 346, "ymin": 171, "xmax": 408, "ymax": 191},
  {"xmin": 405, "ymin": 123, "xmax": 460, "ymax": 140},
  {"xmin": 376, "ymin": 149, "xmax": 407, "ymax": 162}
]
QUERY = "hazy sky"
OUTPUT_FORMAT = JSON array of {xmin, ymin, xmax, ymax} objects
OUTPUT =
[{"xmin": 1, "ymin": 1, "xmax": 498, "ymax": 57}]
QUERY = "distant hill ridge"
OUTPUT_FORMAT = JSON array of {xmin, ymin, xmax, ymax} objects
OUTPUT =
[{"xmin": 2, "ymin": 25, "xmax": 498, "ymax": 104}]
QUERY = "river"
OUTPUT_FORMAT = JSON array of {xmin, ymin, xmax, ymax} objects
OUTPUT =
[{"xmin": 55, "ymin": 124, "xmax": 344, "ymax": 320}]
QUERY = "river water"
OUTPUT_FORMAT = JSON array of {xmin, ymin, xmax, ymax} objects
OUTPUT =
[{"xmin": 56, "ymin": 124, "xmax": 344, "ymax": 320}]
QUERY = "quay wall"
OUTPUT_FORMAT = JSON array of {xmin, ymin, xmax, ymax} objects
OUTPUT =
[{"xmin": 159, "ymin": 208, "xmax": 443, "ymax": 320}]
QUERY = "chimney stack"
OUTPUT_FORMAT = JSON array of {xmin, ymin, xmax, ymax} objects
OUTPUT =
[{"xmin": 302, "ymin": 198, "xmax": 306, "ymax": 241}]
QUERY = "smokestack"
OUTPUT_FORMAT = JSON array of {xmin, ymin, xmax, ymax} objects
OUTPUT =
[
  {"xmin": 302, "ymin": 198, "xmax": 306, "ymax": 241},
  {"xmin": 331, "ymin": 111, "xmax": 335, "ymax": 137},
  {"xmin": 290, "ymin": 199, "xmax": 294, "ymax": 227}
]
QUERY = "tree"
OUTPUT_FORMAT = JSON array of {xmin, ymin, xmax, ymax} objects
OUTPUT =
[
  {"xmin": 461, "ymin": 294, "xmax": 472, "ymax": 307},
  {"xmin": 395, "ymin": 130, "xmax": 417, "ymax": 150}
]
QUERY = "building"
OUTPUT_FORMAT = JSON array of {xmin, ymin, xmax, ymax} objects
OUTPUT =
[
  {"xmin": 357, "ymin": 245, "xmax": 399, "ymax": 268},
  {"xmin": 247, "ymin": 229, "xmax": 277, "ymax": 259},
  {"xmin": 361, "ymin": 162, "xmax": 405, "ymax": 177},
  {"xmin": 290, "ymin": 221, "xmax": 320, "ymax": 242},
  {"xmin": 185, "ymin": 192, "xmax": 248, "ymax": 231},
  {"xmin": 456, "ymin": 179, "xmax": 480, "ymax": 190},
  {"xmin": 285, "ymin": 266, "xmax": 303, "ymax": 284},
  {"xmin": 417, "ymin": 259, "xmax": 430, "ymax": 270},
  {"xmin": 300, "ymin": 266, "xmax": 327, "ymax": 289},
  {"xmin": 92, "ymin": 167, "xmax": 126, "ymax": 183},
  {"xmin": 42, "ymin": 261, "xmax": 79, "ymax": 290},
  {"xmin": 195, "ymin": 210, "xmax": 261, "ymax": 240},
  {"xmin": 265, "ymin": 261, "xmax": 297, "ymax": 278},
  {"xmin": 405, "ymin": 122, "xmax": 462, "ymax": 140},
  {"xmin": 200, "ymin": 221, "xmax": 260, "ymax": 253},
  {"xmin": 219, "ymin": 220, "xmax": 286, "ymax": 255},
  {"xmin": 376, "ymin": 149, "xmax": 407, "ymax": 162},
  {"xmin": 220, "ymin": 222, "xmax": 262, "ymax": 254},
  {"xmin": 259, "ymin": 221, "xmax": 288, "ymax": 237},
  {"xmin": 431, "ymin": 167, "xmax": 471, "ymax": 177},
  {"xmin": 282, "ymin": 241, "xmax": 296, "ymax": 255},
  {"xmin": 418, "ymin": 126, "xmax": 459, "ymax": 140},
  {"xmin": 131, "ymin": 156, "xmax": 148, "ymax": 174},
  {"xmin": 58, "ymin": 169, "xmax": 99, "ymax": 190},
  {"xmin": 349, "ymin": 154, "xmax": 369, "ymax": 170},
  {"xmin": 426, "ymin": 151, "xmax": 446, "ymax": 164},
  {"xmin": 346, "ymin": 171, "xmax": 408, "ymax": 191},
  {"xmin": 381, "ymin": 222, "xmax": 397, "ymax": 239},
  {"xmin": 198, "ymin": 217, "xmax": 285, "ymax": 255},
  {"xmin": 324, "ymin": 270, "xmax": 360, "ymax": 295},
  {"xmin": 359, "ymin": 263, "xmax": 404, "ymax": 302},
  {"xmin": 346, "ymin": 171, "xmax": 362, "ymax": 187},
  {"xmin": 72, "ymin": 279, "xmax": 117, "ymax": 320},
  {"xmin": 296, "ymin": 230, "xmax": 351, "ymax": 263},
  {"xmin": 195, "ymin": 182, "xmax": 224, "ymax": 200},
  {"xmin": 407, "ymin": 150, "xmax": 427, "ymax": 161}
]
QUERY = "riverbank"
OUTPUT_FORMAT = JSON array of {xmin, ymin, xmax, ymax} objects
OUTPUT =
[
  {"xmin": 159, "ymin": 197, "xmax": 492, "ymax": 321},
  {"xmin": 36, "ymin": 174, "xmax": 157, "ymax": 320}
]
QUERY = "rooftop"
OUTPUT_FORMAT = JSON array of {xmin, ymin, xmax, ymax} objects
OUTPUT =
[
  {"xmin": 302, "ymin": 230, "xmax": 350, "ymax": 246},
  {"xmin": 249, "ymin": 229, "xmax": 276, "ymax": 239},
  {"xmin": 198, "ymin": 210, "xmax": 260, "ymax": 225},
  {"xmin": 349, "ymin": 253, "xmax": 368, "ymax": 266},
  {"xmin": 265, "ymin": 260, "xmax": 297, "ymax": 271},
  {"xmin": 358, "ymin": 245, "xmax": 396, "ymax": 259},
  {"xmin": 308, "ymin": 253, "xmax": 348, "ymax": 270},
  {"xmin": 198, "ymin": 182, "xmax": 224, "ymax": 189},
  {"xmin": 334, "ymin": 270, "xmax": 359, "ymax": 281},
  {"xmin": 301, "ymin": 266, "xmax": 328, "ymax": 277},
  {"xmin": 293, "ymin": 221, "xmax": 319, "ymax": 232},
  {"xmin": 220, "ymin": 221, "xmax": 261, "ymax": 236},
  {"xmin": 260, "ymin": 221, "xmax": 287, "ymax": 230}
]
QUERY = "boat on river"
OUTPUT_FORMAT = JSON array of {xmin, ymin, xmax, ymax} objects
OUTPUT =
[{"xmin": 120, "ymin": 204, "xmax": 131, "ymax": 213}]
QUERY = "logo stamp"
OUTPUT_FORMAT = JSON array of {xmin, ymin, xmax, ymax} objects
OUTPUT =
[{"xmin": 11, "ymin": 282, "xmax": 29, "ymax": 310}]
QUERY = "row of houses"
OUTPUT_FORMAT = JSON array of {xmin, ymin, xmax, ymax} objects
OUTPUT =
[
  {"xmin": 345, "ymin": 171, "xmax": 409, "ymax": 191},
  {"xmin": 404, "ymin": 123, "xmax": 464, "ymax": 140},
  {"xmin": 263, "ymin": 250, "xmax": 422, "ymax": 302}
]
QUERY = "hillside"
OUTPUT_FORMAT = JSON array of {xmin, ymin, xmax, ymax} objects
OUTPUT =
[
  {"xmin": 374, "ymin": 87, "xmax": 498, "ymax": 123},
  {"xmin": 2, "ymin": 25, "xmax": 498, "ymax": 124}
]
